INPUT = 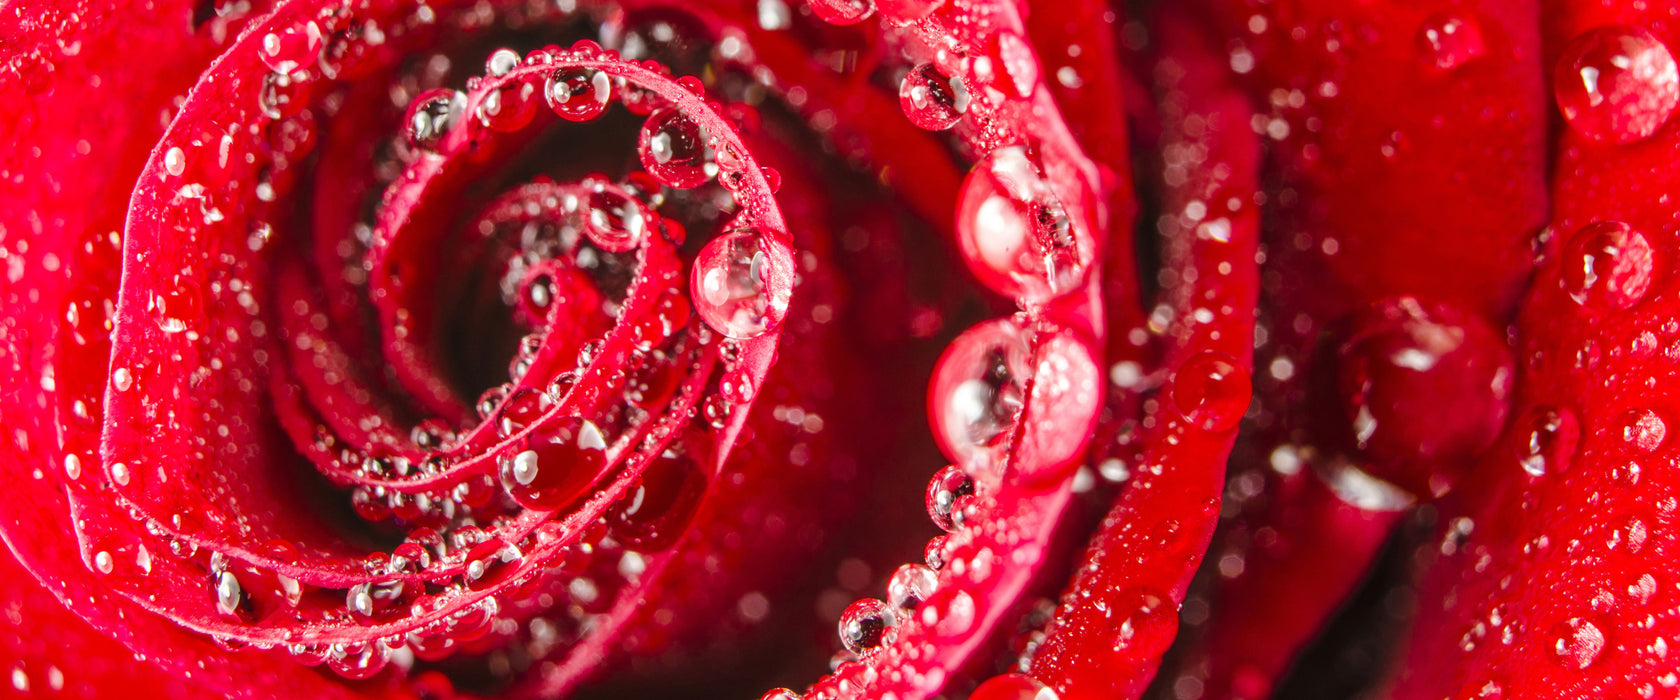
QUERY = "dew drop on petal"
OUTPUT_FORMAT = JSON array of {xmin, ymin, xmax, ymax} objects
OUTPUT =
[
  {"xmin": 956, "ymin": 146, "xmax": 1090, "ymax": 303},
  {"xmin": 886, "ymin": 563, "xmax": 939, "ymax": 610},
  {"xmin": 691, "ymin": 230, "xmax": 794, "ymax": 339},
  {"xmin": 404, "ymin": 89, "xmax": 466, "ymax": 152},
  {"xmin": 837, "ymin": 598, "xmax": 895, "ymax": 656},
  {"xmin": 928, "ymin": 319, "xmax": 1032, "ymax": 466},
  {"xmin": 1171, "ymin": 351, "xmax": 1252, "ymax": 431},
  {"xmin": 638, "ymin": 107, "xmax": 715, "ymax": 188},
  {"xmin": 1562, "ymin": 221, "xmax": 1655, "ymax": 310},
  {"xmin": 1517, "ymin": 406, "xmax": 1580, "ymax": 476},
  {"xmin": 899, "ymin": 63, "xmax": 968, "ymax": 131},
  {"xmin": 1417, "ymin": 14, "xmax": 1485, "ymax": 72},
  {"xmin": 807, "ymin": 0, "xmax": 874, "ymax": 25},
  {"xmin": 970, "ymin": 673, "xmax": 1060, "ymax": 700},
  {"xmin": 260, "ymin": 20, "xmax": 323, "ymax": 74},
  {"xmin": 583, "ymin": 185, "xmax": 649, "ymax": 252},
  {"xmin": 1554, "ymin": 25, "xmax": 1680, "ymax": 144},
  {"xmin": 500, "ymin": 417, "xmax": 608, "ymax": 511},
  {"xmin": 544, "ymin": 67, "xmax": 612, "ymax": 121}
]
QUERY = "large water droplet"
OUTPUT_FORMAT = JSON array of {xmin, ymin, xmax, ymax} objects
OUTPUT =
[
  {"xmin": 970, "ymin": 673, "xmax": 1060, "ymax": 700},
  {"xmin": 837, "ymin": 598, "xmax": 895, "ymax": 656},
  {"xmin": 1417, "ymin": 14, "xmax": 1485, "ymax": 72},
  {"xmin": 544, "ymin": 67, "xmax": 612, "ymax": 121},
  {"xmin": 1171, "ymin": 351, "xmax": 1252, "ymax": 431},
  {"xmin": 326, "ymin": 641, "xmax": 390, "ymax": 679},
  {"xmin": 1335, "ymin": 298, "xmax": 1512, "ymax": 497},
  {"xmin": 1518, "ymin": 406, "xmax": 1579, "ymax": 476},
  {"xmin": 956, "ymin": 146, "xmax": 1090, "ymax": 304},
  {"xmin": 928, "ymin": 319, "xmax": 1032, "ymax": 466},
  {"xmin": 691, "ymin": 229, "xmax": 795, "ymax": 339},
  {"xmin": 607, "ymin": 449, "xmax": 707, "ymax": 550},
  {"xmin": 259, "ymin": 21, "xmax": 323, "ymax": 74},
  {"xmin": 1562, "ymin": 221, "xmax": 1655, "ymax": 310},
  {"xmin": 478, "ymin": 78, "xmax": 540, "ymax": 133},
  {"xmin": 638, "ymin": 107, "xmax": 716, "ymax": 188},
  {"xmin": 1554, "ymin": 26, "xmax": 1680, "ymax": 144},
  {"xmin": 405, "ymin": 89, "xmax": 466, "ymax": 153},
  {"xmin": 807, "ymin": 0, "xmax": 874, "ymax": 25},
  {"xmin": 899, "ymin": 63, "xmax": 968, "ymax": 131},
  {"xmin": 501, "ymin": 417, "xmax": 608, "ymax": 511}
]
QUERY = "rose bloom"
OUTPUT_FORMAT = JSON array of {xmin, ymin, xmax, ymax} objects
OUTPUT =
[{"xmin": 1, "ymin": 0, "xmax": 1677, "ymax": 698}]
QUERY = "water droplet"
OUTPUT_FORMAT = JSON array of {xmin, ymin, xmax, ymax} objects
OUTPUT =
[
  {"xmin": 886, "ymin": 563, "xmax": 939, "ymax": 610},
  {"xmin": 875, "ymin": 0, "xmax": 942, "ymax": 22},
  {"xmin": 1616, "ymin": 408, "xmax": 1667, "ymax": 454},
  {"xmin": 691, "ymin": 229, "xmax": 795, "ymax": 339},
  {"xmin": 497, "ymin": 387, "xmax": 553, "ymax": 438},
  {"xmin": 583, "ymin": 185, "xmax": 649, "ymax": 252},
  {"xmin": 405, "ymin": 89, "xmax": 466, "ymax": 152},
  {"xmin": 1518, "ymin": 406, "xmax": 1580, "ymax": 476},
  {"xmin": 501, "ymin": 417, "xmax": 607, "ymax": 511},
  {"xmin": 924, "ymin": 465, "xmax": 975, "ymax": 532},
  {"xmin": 837, "ymin": 598, "xmax": 895, "ymax": 655},
  {"xmin": 1562, "ymin": 221, "xmax": 1655, "ymax": 310},
  {"xmin": 478, "ymin": 78, "xmax": 539, "ymax": 133},
  {"xmin": 63, "ymin": 453, "xmax": 81, "ymax": 480},
  {"xmin": 260, "ymin": 20, "xmax": 323, "ymax": 74},
  {"xmin": 1335, "ymin": 298, "xmax": 1512, "ymax": 496},
  {"xmin": 164, "ymin": 147, "xmax": 186, "ymax": 177},
  {"xmin": 956, "ymin": 146, "xmax": 1090, "ymax": 303},
  {"xmin": 485, "ymin": 48, "xmax": 521, "ymax": 77},
  {"xmin": 899, "ymin": 63, "xmax": 968, "ymax": 131},
  {"xmin": 928, "ymin": 319, "xmax": 1031, "ymax": 466},
  {"xmin": 109, "ymin": 461, "xmax": 130, "ymax": 486},
  {"xmin": 153, "ymin": 281, "xmax": 202, "ymax": 334},
  {"xmin": 970, "ymin": 673, "xmax": 1060, "ymax": 700},
  {"xmin": 1554, "ymin": 25, "xmax": 1680, "ymax": 144},
  {"xmin": 544, "ymin": 67, "xmax": 611, "ymax": 121},
  {"xmin": 638, "ymin": 107, "xmax": 716, "ymax": 188},
  {"xmin": 607, "ymin": 449, "xmax": 706, "ymax": 550},
  {"xmin": 1548, "ymin": 617, "xmax": 1606, "ymax": 669},
  {"xmin": 807, "ymin": 0, "xmax": 874, "ymax": 25},
  {"xmin": 1171, "ymin": 351, "xmax": 1252, "ymax": 431},
  {"xmin": 326, "ymin": 641, "xmax": 390, "ymax": 679},
  {"xmin": 214, "ymin": 569, "xmax": 244, "ymax": 617},
  {"xmin": 1417, "ymin": 14, "xmax": 1485, "ymax": 71},
  {"xmin": 922, "ymin": 588, "xmax": 977, "ymax": 638},
  {"xmin": 93, "ymin": 550, "xmax": 113, "ymax": 575},
  {"xmin": 111, "ymin": 368, "xmax": 132, "ymax": 392}
]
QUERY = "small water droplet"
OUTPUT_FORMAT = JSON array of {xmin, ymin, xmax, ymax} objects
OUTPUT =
[
  {"xmin": 886, "ymin": 563, "xmax": 939, "ymax": 610},
  {"xmin": 485, "ymin": 48, "xmax": 521, "ymax": 77},
  {"xmin": 1562, "ymin": 221, "xmax": 1655, "ymax": 310},
  {"xmin": 583, "ymin": 184, "xmax": 649, "ymax": 252},
  {"xmin": 1417, "ymin": 14, "xmax": 1485, "ymax": 72},
  {"xmin": 1554, "ymin": 25, "xmax": 1680, "ymax": 144},
  {"xmin": 691, "ymin": 229, "xmax": 794, "ymax": 339},
  {"xmin": 638, "ymin": 107, "xmax": 716, "ymax": 188},
  {"xmin": 837, "ymin": 598, "xmax": 895, "ymax": 655},
  {"xmin": 544, "ymin": 67, "xmax": 611, "ymax": 121},
  {"xmin": 1518, "ymin": 406, "xmax": 1580, "ymax": 476},
  {"xmin": 1171, "ymin": 352, "xmax": 1252, "ymax": 431},
  {"xmin": 404, "ymin": 89, "xmax": 466, "ymax": 152},
  {"xmin": 1616, "ymin": 408, "xmax": 1667, "ymax": 454},
  {"xmin": 924, "ymin": 465, "xmax": 975, "ymax": 532},
  {"xmin": 259, "ymin": 20, "xmax": 323, "ymax": 74},
  {"xmin": 1548, "ymin": 617, "xmax": 1606, "ymax": 669},
  {"xmin": 807, "ymin": 0, "xmax": 874, "ymax": 25},
  {"xmin": 899, "ymin": 63, "xmax": 968, "ymax": 131}
]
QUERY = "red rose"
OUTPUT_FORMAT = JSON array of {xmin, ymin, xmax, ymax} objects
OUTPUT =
[{"xmin": 2, "ymin": 0, "xmax": 1677, "ymax": 699}]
